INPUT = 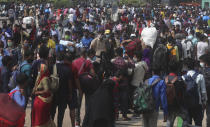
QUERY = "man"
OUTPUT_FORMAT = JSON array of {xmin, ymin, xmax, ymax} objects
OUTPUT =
[
  {"xmin": 0, "ymin": 56, "xmax": 13, "ymax": 93},
  {"xmin": 20, "ymin": 49, "xmax": 34, "ymax": 109},
  {"xmin": 90, "ymin": 30, "xmax": 106, "ymax": 58},
  {"xmin": 166, "ymin": 60, "xmax": 188, "ymax": 127},
  {"xmin": 182, "ymin": 58, "xmax": 207, "ymax": 126},
  {"xmin": 131, "ymin": 50, "xmax": 148, "ymax": 90},
  {"xmin": 51, "ymin": 53, "xmax": 73, "ymax": 127},
  {"xmin": 199, "ymin": 53, "xmax": 210, "ymax": 127},
  {"xmin": 32, "ymin": 45, "xmax": 49, "ymax": 85},
  {"xmin": 72, "ymin": 50, "xmax": 95, "ymax": 127},
  {"xmin": 111, "ymin": 48, "xmax": 134, "ymax": 121},
  {"xmin": 80, "ymin": 30, "xmax": 93, "ymax": 49},
  {"xmin": 143, "ymin": 65, "xmax": 168, "ymax": 127}
]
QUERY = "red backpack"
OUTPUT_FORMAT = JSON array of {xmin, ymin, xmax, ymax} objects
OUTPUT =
[{"xmin": 0, "ymin": 93, "xmax": 25, "ymax": 127}]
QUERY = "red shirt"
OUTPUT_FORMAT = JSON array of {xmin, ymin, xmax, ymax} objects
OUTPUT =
[{"xmin": 72, "ymin": 57, "xmax": 93, "ymax": 79}]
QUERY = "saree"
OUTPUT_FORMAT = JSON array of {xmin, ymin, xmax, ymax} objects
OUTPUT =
[{"xmin": 32, "ymin": 64, "xmax": 55, "ymax": 127}]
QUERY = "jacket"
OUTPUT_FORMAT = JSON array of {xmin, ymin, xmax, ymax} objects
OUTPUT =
[{"xmin": 148, "ymin": 75, "xmax": 168, "ymax": 115}]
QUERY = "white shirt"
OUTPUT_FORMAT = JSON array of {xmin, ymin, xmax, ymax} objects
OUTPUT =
[
  {"xmin": 131, "ymin": 61, "xmax": 148, "ymax": 87},
  {"xmin": 197, "ymin": 41, "xmax": 208, "ymax": 59},
  {"xmin": 181, "ymin": 39, "xmax": 193, "ymax": 59}
]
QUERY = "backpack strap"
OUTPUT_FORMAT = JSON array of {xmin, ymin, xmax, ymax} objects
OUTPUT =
[
  {"xmin": 8, "ymin": 90, "xmax": 20, "ymax": 98},
  {"xmin": 150, "ymin": 78, "xmax": 161, "ymax": 87},
  {"xmin": 192, "ymin": 72, "xmax": 199, "ymax": 80}
]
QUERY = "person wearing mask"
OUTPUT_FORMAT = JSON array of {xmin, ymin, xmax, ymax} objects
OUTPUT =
[
  {"xmin": 80, "ymin": 30, "xmax": 93, "ymax": 49},
  {"xmin": 131, "ymin": 50, "xmax": 148, "ymax": 87},
  {"xmin": 182, "ymin": 58, "xmax": 207, "ymax": 126}
]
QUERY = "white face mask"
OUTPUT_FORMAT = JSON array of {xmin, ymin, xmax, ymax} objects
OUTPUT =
[
  {"xmin": 200, "ymin": 62, "xmax": 205, "ymax": 68},
  {"xmin": 133, "ymin": 57, "xmax": 137, "ymax": 63}
]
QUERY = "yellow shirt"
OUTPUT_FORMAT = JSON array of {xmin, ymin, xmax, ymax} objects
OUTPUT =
[{"xmin": 47, "ymin": 39, "xmax": 56, "ymax": 49}]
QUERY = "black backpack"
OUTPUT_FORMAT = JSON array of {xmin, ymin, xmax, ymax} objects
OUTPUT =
[
  {"xmin": 153, "ymin": 44, "xmax": 168, "ymax": 72},
  {"xmin": 183, "ymin": 73, "xmax": 200, "ymax": 108}
]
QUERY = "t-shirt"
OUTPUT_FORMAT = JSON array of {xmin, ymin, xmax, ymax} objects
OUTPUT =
[
  {"xmin": 72, "ymin": 57, "xmax": 93, "ymax": 79},
  {"xmin": 56, "ymin": 63, "xmax": 73, "ymax": 97}
]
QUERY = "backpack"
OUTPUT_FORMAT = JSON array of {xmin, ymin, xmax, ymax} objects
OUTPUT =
[
  {"xmin": 0, "ymin": 93, "xmax": 25, "ymax": 127},
  {"xmin": 165, "ymin": 76, "xmax": 178, "ymax": 105},
  {"xmin": 133, "ymin": 78, "xmax": 160, "ymax": 113},
  {"xmin": 183, "ymin": 73, "xmax": 200, "ymax": 108},
  {"xmin": 153, "ymin": 44, "xmax": 168, "ymax": 72},
  {"xmin": 49, "ymin": 64, "xmax": 59, "ymax": 93},
  {"xmin": 8, "ymin": 63, "xmax": 29, "ymax": 89}
]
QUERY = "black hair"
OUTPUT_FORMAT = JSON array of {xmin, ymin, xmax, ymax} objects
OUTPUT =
[
  {"xmin": 116, "ymin": 69, "xmax": 128, "ymax": 77},
  {"xmin": 200, "ymin": 53, "xmax": 210, "ymax": 66},
  {"xmin": 168, "ymin": 60, "xmax": 179, "ymax": 73},
  {"xmin": 2, "ymin": 56, "xmax": 13, "ymax": 67},
  {"xmin": 115, "ymin": 48, "xmax": 123, "ymax": 57},
  {"xmin": 184, "ymin": 58, "xmax": 195, "ymax": 70},
  {"xmin": 152, "ymin": 64, "xmax": 161, "ymax": 75},
  {"xmin": 24, "ymin": 49, "xmax": 34, "ymax": 58},
  {"xmin": 134, "ymin": 50, "xmax": 142, "ymax": 60},
  {"xmin": 56, "ymin": 52, "xmax": 65, "ymax": 61},
  {"xmin": 39, "ymin": 45, "xmax": 49, "ymax": 59},
  {"xmin": 16, "ymin": 73, "xmax": 28, "ymax": 86},
  {"xmin": 87, "ymin": 49, "xmax": 96, "ymax": 57}
]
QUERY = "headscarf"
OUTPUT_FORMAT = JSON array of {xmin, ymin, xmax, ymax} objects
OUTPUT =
[{"xmin": 33, "ymin": 64, "xmax": 49, "ymax": 93}]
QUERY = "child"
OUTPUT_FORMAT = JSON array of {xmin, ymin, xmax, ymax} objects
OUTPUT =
[{"xmin": 9, "ymin": 73, "xmax": 28, "ymax": 108}]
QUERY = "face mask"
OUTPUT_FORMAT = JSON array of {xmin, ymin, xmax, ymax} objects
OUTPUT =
[
  {"xmin": 7, "ymin": 41, "xmax": 13, "ymax": 47},
  {"xmin": 200, "ymin": 62, "xmax": 205, "ymax": 68},
  {"xmin": 65, "ymin": 35, "xmax": 70, "ymax": 40},
  {"xmin": 105, "ymin": 35, "xmax": 110, "ymax": 38}
]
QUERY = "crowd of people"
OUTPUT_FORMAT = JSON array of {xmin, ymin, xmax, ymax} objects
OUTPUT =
[{"xmin": 0, "ymin": 2, "xmax": 209, "ymax": 127}]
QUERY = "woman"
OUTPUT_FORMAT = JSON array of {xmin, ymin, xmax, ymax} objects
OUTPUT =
[{"xmin": 32, "ymin": 64, "xmax": 55, "ymax": 127}]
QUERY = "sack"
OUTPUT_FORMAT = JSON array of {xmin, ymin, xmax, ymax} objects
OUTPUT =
[
  {"xmin": 8, "ymin": 63, "xmax": 29, "ymax": 89},
  {"xmin": 23, "ymin": 17, "xmax": 34, "ymax": 24},
  {"xmin": 125, "ymin": 41, "xmax": 138, "ymax": 57},
  {"xmin": 165, "ymin": 76, "xmax": 178, "ymax": 105},
  {"xmin": 141, "ymin": 26, "xmax": 157, "ymax": 48},
  {"xmin": 183, "ymin": 73, "xmax": 200, "ymax": 108},
  {"xmin": 133, "ymin": 78, "xmax": 160, "ymax": 113},
  {"xmin": 50, "ymin": 65, "xmax": 59, "ymax": 93},
  {"xmin": 0, "ymin": 94, "xmax": 25, "ymax": 127}
]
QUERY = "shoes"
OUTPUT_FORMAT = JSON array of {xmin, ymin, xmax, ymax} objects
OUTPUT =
[{"xmin": 122, "ymin": 117, "xmax": 131, "ymax": 121}]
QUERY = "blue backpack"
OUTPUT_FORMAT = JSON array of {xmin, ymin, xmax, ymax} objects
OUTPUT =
[{"xmin": 183, "ymin": 73, "xmax": 200, "ymax": 108}]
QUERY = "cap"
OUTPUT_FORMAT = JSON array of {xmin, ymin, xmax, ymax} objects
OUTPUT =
[
  {"xmin": 105, "ymin": 30, "xmax": 111, "ymax": 34},
  {"xmin": 130, "ymin": 34, "xmax": 136, "ymax": 37}
]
